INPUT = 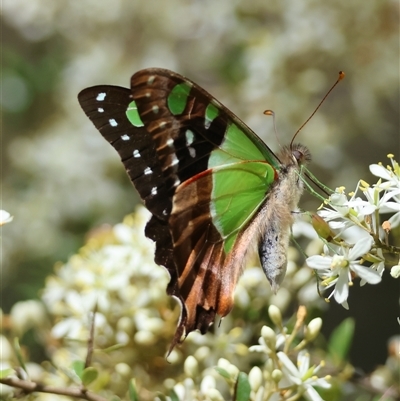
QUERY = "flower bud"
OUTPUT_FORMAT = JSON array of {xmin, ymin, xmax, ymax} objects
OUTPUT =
[
  {"xmin": 248, "ymin": 366, "xmax": 263, "ymax": 391},
  {"xmin": 271, "ymin": 369, "xmax": 283, "ymax": 383},
  {"xmin": 200, "ymin": 375, "xmax": 216, "ymax": 392},
  {"xmin": 261, "ymin": 326, "xmax": 276, "ymax": 350},
  {"xmin": 311, "ymin": 213, "xmax": 333, "ymax": 241},
  {"xmin": 305, "ymin": 317, "xmax": 323, "ymax": 342},
  {"xmin": 0, "ymin": 335, "xmax": 13, "ymax": 360},
  {"xmin": 268, "ymin": 305, "xmax": 282, "ymax": 327},
  {"xmin": 390, "ymin": 264, "xmax": 400, "ymax": 278},
  {"xmin": 206, "ymin": 388, "xmax": 224, "ymax": 401},
  {"xmin": 184, "ymin": 356, "xmax": 199, "ymax": 378}
]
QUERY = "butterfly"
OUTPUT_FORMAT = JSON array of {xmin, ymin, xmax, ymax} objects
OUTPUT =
[{"xmin": 78, "ymin": 68, "xmax": 311, "ymax": 351}]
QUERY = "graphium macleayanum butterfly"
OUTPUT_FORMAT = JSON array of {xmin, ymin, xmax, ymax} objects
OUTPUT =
[{"xmin": 78, "ymin": 68, "xmax": 312, "ymax": 351}]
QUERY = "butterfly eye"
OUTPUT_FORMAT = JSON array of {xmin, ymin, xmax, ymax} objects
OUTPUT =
[
  {"xmin": 291, "ymin": 144, "xmax": 311, "ymax": 165},
  {"xmin": 292, "ymin": 149, "xmax": 303, "ymax": 163}
]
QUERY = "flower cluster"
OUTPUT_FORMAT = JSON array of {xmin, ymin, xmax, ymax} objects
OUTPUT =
[
  {"xmin": 306, "ymin": 155, "xmax": 400, "ymax": 307},
  {"xmin": 2, "ymin": 199, "xmax": 398, "ymax": 399},
  {"xmin": 168, "ymin": 305, "xmax": 330, "ymax": 401},
  {"xmin": 248, "ymin": 305, "xmax": 330, "ymax": 401}
]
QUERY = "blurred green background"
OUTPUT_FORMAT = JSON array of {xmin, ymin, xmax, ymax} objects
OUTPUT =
[{"xmin": 2, "ymin": 0, "xmax": 399, "ymax": 372}]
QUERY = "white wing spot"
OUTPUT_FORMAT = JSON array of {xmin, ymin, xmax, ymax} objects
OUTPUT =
[
  {"xmin": 159, "ymin": 121, "xmax": 166, "ymax": 128},
  {"xmin": 171, "ymin": 154, "xmax": 179, "ymax": 166},
  {"xmin": 152, "ymin": 105, "xmax": 159, "ymax": 114},
  {"xmin": 151, "ymin": 187, "xmax": 157, "ymax": 195},
  {"xmin": 121, "ymin": 134, "xmax": 130, "ymax": 141},
  {"xmin": 167, "ymin": 138, "xmax": 174, "ymax": 147},
  {"xmin": 174, "ymin": 177, "xmax": 181, "ymax": 186},
  {"xmin": 147, "ymin": 75, "xmax": 155, "ymax": 85},
  {"xmin": 96, "ymin": 92, "xmax": 106, "ymax": 101},
  {"xmin": 109, "ymin": 119, "xmax": 118, "ymax": 127},
  {"xmin": 145, "ymin": 92, "xmax": 151, "ymax": 98},
  {"xmin": 133, "ymin": 149, "xmax": 141, "ymax": 158},
  {"xmin": 98, "ymin": 107, "xmax": 104, "ymax": 113},
  {"xmin": 144, "ymin": 167, "xmax": 152, "ymax": 175},
  {"xmin": 188, "ymin": 146, "xmax": 196, "ymax": 158},
  {"xmin": 185, "ymin": 129, "xmax": 195, "ymax": 146},
  {"xmin": 163, "ymin": 209, "xmax": 168, "ymax": 216}
]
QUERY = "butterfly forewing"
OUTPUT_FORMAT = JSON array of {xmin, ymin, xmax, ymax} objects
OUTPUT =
[
  {"xmin": 130, "ymin": 69, "xmax": 281, "ymax": 173},
  {"xmin": 78, "ymin": 86, "xmax": 172, "ymax": 220}
]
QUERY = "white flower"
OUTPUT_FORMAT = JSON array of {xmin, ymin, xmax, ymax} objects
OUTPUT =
[
  {"xmin": 369, "ymin": 156, "xmax": 400, "ymax": 227},
  {"xmin": 369, "ymin": 155, "xmax": 400, "ymax": 191},
  {"xmin": 278, "ymin": 350, "xmax": 330, "ymax": 401},
  {"xmin": 347, "ymin": 185, "xmax": 399, "ymax": 215},
  {"xmin": 360, "ymin": 248, "xmax": 385, "ymax": 286},
  {"xmin": 10, "ymin": 300, "xmax": 47, "ymax": 336},
  {"xmin": 249, "ymin": 326, "xmax": 287, "ymax": 354},
  {"xmin": 390, "ymin": 259, "xmax": 400, "ymax": 278},
  {"xmin": 0, "ymin": 210, "xmax": 13, "ymax": 225},
  {"xmin": 318, "ymin": 190, "xmax": 353, "ymax": 232},
  {"xmin": 306, "ymin": 236, "xmax": 381, "ymax": 306},
  {"xmin": 318, "ymin": 187, "xmax": 371, "ymax": 235}
]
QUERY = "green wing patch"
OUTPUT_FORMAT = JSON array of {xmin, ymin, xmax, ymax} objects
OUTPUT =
[
  {"xmin": 209, "ymin": 122, "xmax": 280, "ymax": 169},
  {"xmin": 210, "ymin": 160, "xmax": 276, "ymax": 253}
]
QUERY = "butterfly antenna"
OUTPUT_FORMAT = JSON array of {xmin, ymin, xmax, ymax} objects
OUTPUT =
[
  {"xmin": 263, "ymin": 109, "xmax": 283, "ymax": 149},
  {"xmin": 290, "ymin": 71, "xmax": 345, "ymax": 149}
]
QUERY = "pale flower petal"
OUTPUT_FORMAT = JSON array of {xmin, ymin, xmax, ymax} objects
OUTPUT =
[
  {"xmin": 390, "ymin": 263, "xmax": 400, "ymax": 278},
  {"xmin": 348, "ymin": 236, "xmax": 373, "ymax": 260},
  {"xmin": 389, "ymin": 212, "xmax": 400, "ymax": 228},
  {"xmin": 0, "ymin": 210, "xmax": 13, "ymax": 225},
  {"xmin": 305, "ymin": 385, "xmax": 325, "ymax": 401},
  {"xmin": 277, "ymin": 352, "xmax": 302, "ymax": 385},
  {"xmin": 306, "ymin": 255, "xmax": 332, "ymax": 270},
  {"xmin": 369, "ymin": 164, "xmax": 392, "ymax": 180},
  {"xmin": 333, "ymin": 270, "xmax": 349, "ymax": 304},
  {"xmin": 351, "ymin": 264, "xmax": 382, "ymax": 284}
]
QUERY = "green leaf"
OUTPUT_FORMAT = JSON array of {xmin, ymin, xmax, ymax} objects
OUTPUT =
[
  {"xmin": 214, "ymin": 366, "xmax": 231, "ymax": 380},
  {"xmin": 71, "ymin": 360, "xmax": 85, "ymax": 379},
  {"xmin": 328, "ymin": 317, "xmax": 355, "ymax": 364},
  {"xmin": 129, "ymin": 378, "xmax": 139, "ymax": 401},
  {"xmin": 168, "ymin": 390, "xmax": 179, "ymax": 401},
  {"xmin": 13, "ymin": 337, "xmax": 27, "ymax": 373},
  {"xmin": 81, "ymin": 367, "xmax": 98, "ymax": 386},
  {"xmin": 234, "ymin": 372, "xmax": 251, "ymax": 401},
  {"xmin": 0, "ymin": 368, "xmax": 14, "ymax": 378}
]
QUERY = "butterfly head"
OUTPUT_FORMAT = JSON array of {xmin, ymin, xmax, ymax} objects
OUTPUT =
[
  {"xmin": 291, "ymin": 143, "xmax": 312, "ymax": 166},
  {"xmin": 278, "ymin": 143, "xmax": 311, "ymax": 169}
]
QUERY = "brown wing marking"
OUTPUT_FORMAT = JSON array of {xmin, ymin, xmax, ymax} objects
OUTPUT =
[{"xmin": 167, "ymin": 169, "xmax": 245, "ymax": 352}]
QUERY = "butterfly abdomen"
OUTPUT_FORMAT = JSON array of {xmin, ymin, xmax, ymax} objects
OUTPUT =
[{"xmin": 257, "ymin": 145, "xmax": 310, "ymax": 292}]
